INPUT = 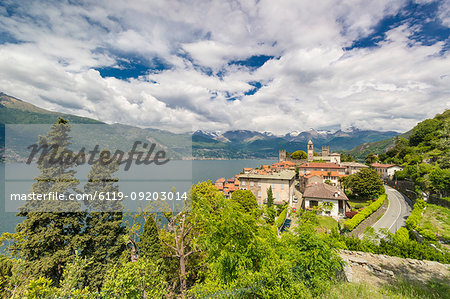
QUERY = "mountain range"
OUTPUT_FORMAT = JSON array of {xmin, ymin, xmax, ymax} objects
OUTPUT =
[{"xmin": 1, "ymin": 92, "xmax": 400, "ymax": 159}]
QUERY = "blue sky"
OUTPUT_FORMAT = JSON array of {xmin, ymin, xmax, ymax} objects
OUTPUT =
[{"xmin": 0, "ymin": 0, "xmax": 449, "ymax": 133}]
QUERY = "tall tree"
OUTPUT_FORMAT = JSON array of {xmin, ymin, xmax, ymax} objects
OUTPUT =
[
  {"xmin": 139, "ymin": 214, "xmax": 163, "ymax": 261},
  {"xmin": 81, "ymin": 150, "xmax": 127, "ymax": 291},
  {"xmin": 346, "ymin": 168, "xmax": 385, "ymax": 199},
  {"xmin": 365, "ymin": 153, "xmax": 378, "ymax": 165},
  {"xmin": 15, "ymin": 117, "xmax": 83, "ymax": 285},
  {"xmin": 231, "ymin": 189, "xmax": 258, "ymax": 213},
  {"xmin": 266, "ymin": 186, "xmax": 275, "ymax": 224},
  {"xmin": 266, "ymin": 186, "xmax": 274, "ymax": 208}
]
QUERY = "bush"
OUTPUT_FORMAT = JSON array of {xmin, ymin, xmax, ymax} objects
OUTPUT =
[
  {"xmin": 343, "ymin": 195, "xmax": 386, "ymax": 231},
  {"xmin": 405, "ymin": 199, "xmax": 426, "ymax": 230}
]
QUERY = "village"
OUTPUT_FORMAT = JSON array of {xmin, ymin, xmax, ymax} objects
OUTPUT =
[{"xmin": 214, "ymin": 140, "xmax": 403, "ymax": 219}]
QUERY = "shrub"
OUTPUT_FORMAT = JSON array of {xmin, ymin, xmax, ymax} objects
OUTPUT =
[
  {"xmin": 343, "ymin": 194, "xmax": 386, "ymax": 231},
  {"xmin": 405, "ymin": 199, "xmax": 426, "ymax": 230}
]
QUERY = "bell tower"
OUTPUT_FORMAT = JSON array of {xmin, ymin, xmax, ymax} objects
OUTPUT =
[{"xmin": 307, "ymin": 140, "xmax": 314, "ymax": 161}]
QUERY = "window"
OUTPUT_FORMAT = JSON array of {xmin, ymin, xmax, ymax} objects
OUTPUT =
[
  {"xmin": 309, "ymin": 200, "xmax": 318, "ymax": 208},
  {"xmin": 280, "ymin": 184, "xmax": 284, "ymax": 190},
  {"xmin": 258, "ymin": 182, "xmax": 261, "ymax": 187},
  {"xmin": 276, "ymin": 193, "xmax": 279, "ymax": 201},
  {"xmin": 258, "ymin": 191, "xmax": 261, "ymax": 197},
  {"xmin": 272, "ymin": 183, "xmax": 275, "ymax": 188},
  {"xmin": 250, "ymin": 181, "xmax": 254, "ymax": 187},
  {"xmin": 242, "ymin": 181, "xmax": 246, "ymax": 186}
]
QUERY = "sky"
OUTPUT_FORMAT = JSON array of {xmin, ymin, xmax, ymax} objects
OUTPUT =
[{"xmin": 0, "ymin": 0, "xmax": 449, "ymax": 134}]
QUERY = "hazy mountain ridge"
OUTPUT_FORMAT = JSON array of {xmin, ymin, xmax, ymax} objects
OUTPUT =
[{"xmin": 1, "ymin": 92, "xmax": 399, "ymax": 159}]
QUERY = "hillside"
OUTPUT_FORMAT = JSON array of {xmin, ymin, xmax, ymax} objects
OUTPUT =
[{"xmin": 348, "ymin": 130, "xmax": 413, "ymax": 160}]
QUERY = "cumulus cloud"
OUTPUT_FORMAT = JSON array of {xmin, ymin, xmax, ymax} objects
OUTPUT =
[{"xmin": 0, "ymin": 0, "xmax": 448, "ymax": 134}]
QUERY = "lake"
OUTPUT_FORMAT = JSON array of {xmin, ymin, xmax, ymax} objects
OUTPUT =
[{"xmin": 0, "ymin": 159, "xmax": 275, "ymax": 236}]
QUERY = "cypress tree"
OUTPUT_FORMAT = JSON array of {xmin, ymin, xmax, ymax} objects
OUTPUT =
[
  {"xmin": 139, "ymin": 214, "xmax": 162, "ymax": 261},
  {"xmin": 16, "ymin": 117, "xmax": 83, "ymax": 285},
  {"xmin": 267, "ymin": 186, "xmax": 274, "ymax": 207},
  {"xmin": 266, "ymin": 186, "xmax": 275, "ymax": 224}
]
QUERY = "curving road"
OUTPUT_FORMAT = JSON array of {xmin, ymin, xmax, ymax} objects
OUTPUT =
[{"xmin": 371, "ymin": 185, "xmax": 412, "ymax": 234}]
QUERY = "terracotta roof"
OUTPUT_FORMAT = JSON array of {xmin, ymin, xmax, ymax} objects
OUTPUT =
[
  {"xmin": 308, "ymin": 170, "xmax": 347, "ymax": 177},
  {"xmin": 216, "ymin": 177, "xmax": 225, "ymax": 183},
  {"xmin": 299, "ymin": 162, "xmax": 345, "ymax": 169},
  {"xmin": 303, "ymin": 183, "xmax": 348, "ymax": 200},
  {"xmin": 239, "ymin": 170, "xmax": 295, "ymax": 180},
  {"xmin": 371, "ymin": 163, "xmax": 398, "ymax": 168},
  {"xmin": 243, "ymin": 168, "xmax": 253, "ymax": 171}
]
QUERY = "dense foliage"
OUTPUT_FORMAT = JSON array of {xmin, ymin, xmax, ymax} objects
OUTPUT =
[
  {"xmin": 290, "ymin": 150, "xmax": 307, "ymax": 160},
  {"xmin": 342, "ymin": 168, "xmax": 385, "ymax": 199},
  {"xmin": 326, "ymin": 228, "xmax": 449, "ymax": 264},
  {"xmin": 379, "ymin": 110, "xmax": 449, "ymax": 196}
]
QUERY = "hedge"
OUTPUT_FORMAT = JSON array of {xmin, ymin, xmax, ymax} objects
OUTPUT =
[
  {"xmin": 275, "ymin": 207, "xmax": 288, "ymax": 228},
  {"xmin": 405, "ymin": 198, "xmax": 426, "ymax": 230},
  {"xmin": 343, "ymin": 194, "xmax": 386, "ymax": 231}
]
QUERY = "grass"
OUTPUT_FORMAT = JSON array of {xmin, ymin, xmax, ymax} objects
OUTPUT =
[
  {"xmin": 419, "ymin": 204, "xmax": 450, "ymax": 242},
  {"xmin": 317, "ymin": 216, "xmax": 338, "ymax": 230},
  {"xmin": 348, "ymin": 199, "xmax": 372, "ymax": 210},
  {"xmin": 321, "ymin": 278, "xmax": 450, "ymax": 299}
]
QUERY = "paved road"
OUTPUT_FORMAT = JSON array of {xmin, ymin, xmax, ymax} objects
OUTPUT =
[{"xmin": 371, "ymin": 185, "xmax": 412, "ymax": 234}]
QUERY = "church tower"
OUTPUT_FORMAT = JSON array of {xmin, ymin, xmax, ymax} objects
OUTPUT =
[
  {"xmin": 307, "ymin": 140, "xmax": 314, "ymax": 161},
  {"xmin": 279, "ymin": 150, "xmax": 287, "ymax": 162}
]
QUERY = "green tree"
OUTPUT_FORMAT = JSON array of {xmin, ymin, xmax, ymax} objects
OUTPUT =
[
  {"xmin": 102, "ymin": 257, "xmax": 167, "ymax": 298},
  {"xmin": 429, "ymin": 168, "xmax": 450, "ymax": 195},
  {"xmin": 266, "ymin": 186, "xmax": 274, "ymax": 207},
  {"xmin": 231, "ymin": 189, "xmax": 258, "ymax": 212},
  {"xmin": 266, "ymin": 186, "xmax": 275, "ymax": 224},
  {"xmin": 81, "ymin": 150, "xmax": 127, "ymax": 291},
  {"xmin": 139, "ymin": 214, "xmax": 163, "ymax": 261},
  {"xmin": 409, "ymin": 118, "xmax": 440, "ymax": 146},
  {"xmin": 15, "ymin": 117, "xmax": 83, "ymax": 285},
  {"xmin": 346, "ymin": 168, "xmax": 385, "ymax": 199},
  {"xmin": 290, "ymin": 150, "xmax": 307, "ymax": 160},
  {"xmin": 340, "ymin": 153, "xmax": 354, "ymax": 162},
  {"xmin": 0, "ymin": 255, "xmax": 13, "ymax": 297},
  {"xmin": 364, "ymin": 153, "xmax": 378, "ymax": 165}
]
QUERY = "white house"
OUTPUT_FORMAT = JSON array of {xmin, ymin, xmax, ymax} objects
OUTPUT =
[
  {"xmin": 371, "ymin": 163, "xmax": 403, "ymax": 180},
  {"xmin": 302, "ymin": 183, "xmax": 350, "ymax": 218}
]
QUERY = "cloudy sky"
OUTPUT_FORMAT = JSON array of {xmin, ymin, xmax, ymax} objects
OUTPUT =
[{"xmin": 0, "ymin": 0, "xmax": 449, "ymax": 134}]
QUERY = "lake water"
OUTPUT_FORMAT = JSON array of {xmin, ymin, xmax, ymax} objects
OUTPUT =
[{"xmin": 0, "ymin": 159, "xmax": 275, "ymax": 236}]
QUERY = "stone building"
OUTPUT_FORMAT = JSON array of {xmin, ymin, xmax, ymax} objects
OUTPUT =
[
  {"xmin": 279, "ymin": 140, "xmax": 340, "ymax": 164},
  {"xmin": 238, "ymin": 170, "xmax": 296, "ymax": 206},
  {"xmin": 307, "ymin": 140, "xmax": 341, "ymax": 164}
]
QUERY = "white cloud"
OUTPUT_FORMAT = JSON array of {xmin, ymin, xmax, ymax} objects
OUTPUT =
[{"xmin": 0, "ymin": 0, "xmax": 448, "ymax": 135}]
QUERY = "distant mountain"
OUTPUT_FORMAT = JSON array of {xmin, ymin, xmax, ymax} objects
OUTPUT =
[
  {"xmin": 1, "ymin": 92, "xmax": 400, "ymax": 159},
  {"xmin": 192, "ymin": 127, "xmax": 399, "ymax": 158}
]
